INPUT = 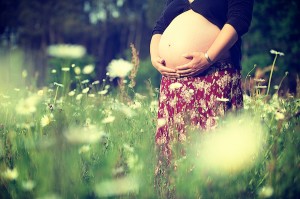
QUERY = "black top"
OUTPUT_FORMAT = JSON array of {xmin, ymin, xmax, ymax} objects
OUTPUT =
[{"xmin": 152, "ymin": 0, "xmax": 254, "ymax": 69}]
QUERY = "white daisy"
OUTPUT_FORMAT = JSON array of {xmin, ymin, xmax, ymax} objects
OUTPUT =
[
  {"xmin": 83, "ymin": 64, "xmax": 95, "ymax": 74},
  {"xmin": 107, "ymin": 59, "xmax": 133, "ymax": 79}
]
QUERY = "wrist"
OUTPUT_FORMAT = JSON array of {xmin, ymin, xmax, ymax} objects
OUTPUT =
[{"xmin": 204, "ymin": 52, "xmax": 214, "ymax": 65}]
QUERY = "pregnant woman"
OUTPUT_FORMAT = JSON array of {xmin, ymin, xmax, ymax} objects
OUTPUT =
[{"xmin": 150, "ymin": 0, "xmax": 254, "ymax": 188}]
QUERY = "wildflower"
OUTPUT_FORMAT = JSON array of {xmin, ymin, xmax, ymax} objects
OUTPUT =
[
  {"xmin": 92, "ymin": 80, "xmax": 100, "ymax": 85},
  {"xmin": 189, "ymin": 89, "xmax": 194, "ymax": 94},
  {"xmin": 36, "ymin": 193, "xmax": 62, "ymax": 199},
  {"xmin": 274, "ymin": 85, "xmax": 279, "ymax": 90},
  {"xmin": 68, "ymin": 90, "xmax": 76, "ymax": 96},
  {"xmin": 216, "ymin": 97, "xmax": 229, "ymax": 102},
  {"xmin": 74, "ymin": 67, "xmax": 81, "ymax": 75},
  {"xmin": 254, "ymin": 78, "xmax": 265, "ymax": 82},
  {"xmin": 83, "ymin": 64, "xmax": 95, "ymax": 74},
  {"xmin": 135, "ymin": 93, "xmax": 146, "ymax": 100},
  {"xmin": 94, "ymin": 175, "xmax": 139, "ymax": 197},
  {"xmin": 194, "ymin": 114, "xmax": 266, "ymax": 173},
  {"xmin": 41, "ymin": 114, "xmax": 53, "ymax": 127},
  {"xmin": 54, "ymin": 82, "xmax": 64, "ymax": 87},
  {"xmin": 120, "ymin": 106, "xmax": 136, "ymax": 118},
  {"xmin": 81, "ymin": 79, "xmax": 89, "ymax": 84},
  {"xmin": 112, "ymin": 167, "xmax": 124, "ymax": 176},
  {"xmin": 275, "ymin": 111, "xmax": 285, "ymax": 120},
  {"xmin": 88, "ymin": 94, "xmax": 95, "ymax": 98},
  {"xmin": 102, "ymin": 116, "xmax": 115, "ymax": 124},
  {"xmin": 150, "ymin": 100, "xmax": 158, "ymax": 112},
  {"xmin": 157, "ymin": 118, "xmax": 167, "ymax": 128},
  {"xmin": 82, "ymin": 87, "xmax": 90, "ymax": 94},
  {"xmin": 105, "ymin": 85, "xmax": 110, "ymax": 90},
  {"xmin": 76, "ymin": 94, "xmax": 83, "ymax": 101},
  {"xmin": 2, "ymin": 168, "xmax": 18, "ymax": 180},
  {"xmin": 107, "ymin": 59, "xmax": 133, "ymax": 79},
  {"xmin": 130, "ymin": 101, "xmax": 142, "ymax": 109},
  {"xmin": 2, "ymin": 95, "xmax": 10, "ymax": 99},
  {"xmin": 98, "ymin": 90, "xmax": 108, "ymax": 95},
  {"xmin": 61, "ymin": 67, "xmax": 70, "ymax": 72},
  {"xmin": 64, "ymin": 126, "xmax": 105, "ymax": 144},
  {"xmin": 71, "ymin": 64, "xmax": 76, "ymax": 68},
  {"xmin": 22, "ymin": 70, "xmax": 28, "ymax": 78},
  {"xmin": 47, "ymin": 44, "xmax": 86, "ymax": 59},
  {"xmin": 37, "ymin": 90, "xmax": 44, "ymax": 96},
  {"xmin": 258, "ymin": 186, "xmax": 274, "ymax": 198},
  {"xmin": 270, "ymin": 49, "xmax": 284, "ymax": 56},
  {"xmin": 127, "ymin": 154, "xmax": 139, "ymax": 169},
  {"xmin": 169, "ymin": 82, "xmax": 183, "ymax": 90},
  {"xmin": 78, "ymin": 145, "xmax": 91, "ymax": 154},
  {"xmin": 22, "ymin": 180, "xmax": 36, "ymax": 191},
  {"xmin": 51, "ymin": 69, "xmax": 57, "ymax": 74},
  {"xmin": 255, "ymin": 85, "xmax": 267, "ymax": 89},
  {"xmin": 123, "ymin": 144, "xmax": 134, "ymax": 153},
  {"xmin": 15, "ymin": 95, "xmax": 40, "ymax": 115}
]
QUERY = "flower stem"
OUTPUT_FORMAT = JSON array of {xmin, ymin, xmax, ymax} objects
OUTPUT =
[
  {"xmin": 276, "ymin": 72, "xmax": 288, "ymax": 95},
  {"xmin": 266, "ymin": 54, "xmax": 278, "ymax": 96},
  {"xmin": 54, "ymin": 86, "xmax": 59, "ymax": 104}
]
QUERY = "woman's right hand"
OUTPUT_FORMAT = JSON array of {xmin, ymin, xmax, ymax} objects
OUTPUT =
[{"xmin": 151, "ymin": 56, "xmax": 179, "ymax": 78}]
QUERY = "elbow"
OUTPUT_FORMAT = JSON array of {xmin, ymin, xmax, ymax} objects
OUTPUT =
[{"xmin": 226, "ymin": 17, "xmax": 252, "ymax": 37}]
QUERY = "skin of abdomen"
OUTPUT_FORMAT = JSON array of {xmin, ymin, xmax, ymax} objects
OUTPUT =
[{"xmin": 158, "ymin": 10, "xmax": 222, "ymax": 69}]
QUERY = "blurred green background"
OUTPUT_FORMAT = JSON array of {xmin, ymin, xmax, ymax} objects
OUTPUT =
[{"xmin": 0, "ymin": 0, "xmax": 299, "ymax": 93}]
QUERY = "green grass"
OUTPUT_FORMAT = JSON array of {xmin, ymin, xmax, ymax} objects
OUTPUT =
[{"xmin": 0, "ymin": 51, "xmax": 299, "ymax": 199}]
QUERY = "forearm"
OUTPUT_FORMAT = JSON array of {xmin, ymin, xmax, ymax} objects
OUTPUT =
[
  {"xmin": 150, "ymin": 34, "xmax": 162, "ymax": 60},
  {"xmin": 206, "ymin": 24, "xmax": 238, "ymax": 62}
]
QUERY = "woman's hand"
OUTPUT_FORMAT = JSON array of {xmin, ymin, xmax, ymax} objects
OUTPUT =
[
  {"xmin": 151, "ymin": 56, "xmax": 179, "ymax": 78},
  {"xmin": 176, "ymin": 52, "xmax": 211, "ymax": 77}
]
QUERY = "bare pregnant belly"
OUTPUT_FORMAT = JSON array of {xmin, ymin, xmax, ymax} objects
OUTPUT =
[{"xmin": 158, "ymin": 10, "xmax": 230, "ymax": 69}]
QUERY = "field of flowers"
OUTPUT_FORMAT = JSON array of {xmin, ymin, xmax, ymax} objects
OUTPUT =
[{"xmin": 0, "ymin": 47, "xmax": 299, "ymax": 199}]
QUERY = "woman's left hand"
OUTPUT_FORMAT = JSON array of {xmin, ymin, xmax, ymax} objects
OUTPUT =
[{"xmin": 176, "ymin": 52, "xmax": 211, "ymax": 77}]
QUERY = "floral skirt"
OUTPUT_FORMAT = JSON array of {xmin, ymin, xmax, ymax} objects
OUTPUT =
[{"xmin": 155, "ymin": 60, "xmax": 243, "ymax": 163}]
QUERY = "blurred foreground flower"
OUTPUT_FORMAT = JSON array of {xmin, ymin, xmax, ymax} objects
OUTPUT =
[
  {"xmin": 41, "ymin": 114, "xmax": 53, "ymax": 127},
  {"xmin": 15, "ymin": 95, "xmax": 41, "ymax": 115},
  {"xmin": 22, "ymin": 180, "xmax": 36, "ymax": 191},
  {"xmin": 102, "ymin": 115, "xmax": 115, "ymax": 124},
  {"xmin": 258, "ymin": 185, "xmax": 274, "ymax": 198},
  {"xmin": 107, "ymin": 59, "xmax": 133, "ymax": 79},
  {"xmin": 193, "ymin": 114, "xmax": 266, "ymax": 174},
  {"xmin": 47, "ymin": 44, "xmax": 86, "ymax": 59},
  {"xmin": 64, "ymin": 126, "xmax": 106, "ymax": 144},
  {"xmin": 37, "ymin": 193, "xmax": 62, "ymax": 199},
  {"xmin": 2, "ymin": 168, "xmax": 18, "ymax": 180},
  {"xmin": 83, "ymin": 64, "xmax": 95, "ymax": 74},
  {"xmin": 94, "ymin": 175, "xmax": 139, "ymax": 197},
  {"xmin": 78, "ymin": 145, "xmax": 91, "ymax": 154}
]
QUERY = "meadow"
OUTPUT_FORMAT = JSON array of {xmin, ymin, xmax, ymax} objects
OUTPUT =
[{"xmin": 0, "ymin": 46, "xmax": 299, "ymax": 199}]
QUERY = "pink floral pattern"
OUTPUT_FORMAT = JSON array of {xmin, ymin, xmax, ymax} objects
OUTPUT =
[{"xmin": 155, "ymin": 61, "xmax": 243, "ymax": 165}]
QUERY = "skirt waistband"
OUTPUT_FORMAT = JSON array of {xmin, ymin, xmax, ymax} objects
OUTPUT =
[{"xmin": 194, "ymin": 58, "xmax": 236, "ymax": 77}]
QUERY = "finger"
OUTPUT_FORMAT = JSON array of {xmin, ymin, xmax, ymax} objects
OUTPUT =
[
  {"xmin": 162, "ymin": 72, "xmax": 180, "ymax": 77},
  {"xmin": 176, "ymin": 63, "xmax": 192, "ymax": 70},
  {"xmin": 176, "ymin": 68, "xmax": 193, "ymax": 74}
]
